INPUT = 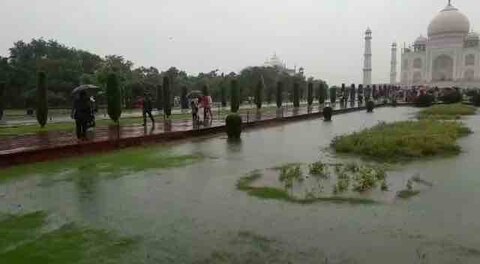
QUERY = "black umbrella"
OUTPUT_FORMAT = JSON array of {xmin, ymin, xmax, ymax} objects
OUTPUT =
[
  {"xmin": 187, "ymin": 90, "xmax": 203, "ymax": 99},
  {"xmin": 72, "ymin": 84, "xmax": 100, "ymax": 94}
]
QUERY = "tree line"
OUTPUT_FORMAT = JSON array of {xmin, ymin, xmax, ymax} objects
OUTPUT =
[{"xmin": 0, "ymin": 38, "xmax": 328, "ymax": 109}]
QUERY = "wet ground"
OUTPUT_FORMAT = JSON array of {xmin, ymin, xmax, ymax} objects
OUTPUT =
[{"xmin": 1, "ymin": 106, "xmax": 480, "ymax": 263}]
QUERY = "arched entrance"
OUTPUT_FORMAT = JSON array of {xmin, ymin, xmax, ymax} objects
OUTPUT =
[{"xmin": 432, "ymin": 55, "xmax": 454, "ymax": 81}]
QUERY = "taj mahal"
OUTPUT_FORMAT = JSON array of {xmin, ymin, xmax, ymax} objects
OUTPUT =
[
  {"xmin": 364, "ymin": 1, "xmax": 480, "ymax": 89},
  {"xmin": 400, "ymin": 1, "xmax": 480, "ymax": 88}
]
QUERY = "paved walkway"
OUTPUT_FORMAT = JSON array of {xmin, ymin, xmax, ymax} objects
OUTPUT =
[{"xmin": 0, "ymin": 102, "xmax": 368, "ymax": 156}]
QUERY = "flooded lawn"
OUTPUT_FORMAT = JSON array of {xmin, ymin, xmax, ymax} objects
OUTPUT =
[{"xmin": 2, "ymin": 106, "xmax": 480, "ymax": 263}]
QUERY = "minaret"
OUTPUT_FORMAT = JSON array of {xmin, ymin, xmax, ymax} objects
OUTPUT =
[
  {"xmin": 390, "ymin": 42, "xmax": 397, "ymax": 84},
  {"xmin": 363, "ymin": 28, "xmax": 372, "ymax": 86}
]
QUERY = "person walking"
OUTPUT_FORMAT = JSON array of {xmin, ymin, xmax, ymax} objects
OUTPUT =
[
  {"xmin": 72, "ymin": 90, "xmax": 92, "ymax": 140},
  {"xmin": 190, "ymin": 97, "xmax": 199, "ymax": 123},
  {"xmin": 202, "ymin": 94, "xmax": 213, "ymax": 120},
  {"xmin": 142, "ymin": 92, "xmax": 155, "ymax": 127}
]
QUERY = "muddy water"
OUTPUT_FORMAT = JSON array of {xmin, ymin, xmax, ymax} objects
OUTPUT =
[{"xmin": 2, "ymin": 106, "xmax": 480, "ymax": 263}]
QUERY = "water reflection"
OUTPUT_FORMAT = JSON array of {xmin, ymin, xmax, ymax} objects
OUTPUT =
[{"xmin": 226, "ymin": 138, "xmax": 243, "ymax": 153}]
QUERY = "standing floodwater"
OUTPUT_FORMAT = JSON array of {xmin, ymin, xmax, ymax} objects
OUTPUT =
[{"xmin": 1, "ymin": 107, "xmax": 480, "ymax": 263}]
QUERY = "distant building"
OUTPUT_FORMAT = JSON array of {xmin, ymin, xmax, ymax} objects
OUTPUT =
[
  {"xmin": 400, "ymin": 1, "xmax": 480, "ymax": 88},
  {"xmin": 263, "ymin": 53, "xmax": 297, "ymax": 76}
]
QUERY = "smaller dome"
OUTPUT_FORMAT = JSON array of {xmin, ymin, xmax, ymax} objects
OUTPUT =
[
  {"xmin": 466, "ymin": 32, "xmax": 479, "ymax": 40},
  {"xmin": 415, "ymin": 35, "xmax": 427, "ymax": 45},
  {"xmin": 264, "ymin": 53, "xmax": 285, "ymax": 68},
  {"xmin": 365, "ymin": 27, "xmax": 372, "ymax": 34}
]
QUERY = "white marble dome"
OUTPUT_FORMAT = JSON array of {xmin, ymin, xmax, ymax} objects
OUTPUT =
[{"xmin": 428, "ymin": 4, "xmax": 470, "ymax": 37}]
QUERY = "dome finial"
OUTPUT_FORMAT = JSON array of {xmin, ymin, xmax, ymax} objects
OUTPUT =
[{"xmin": 448, "ymin": 0, "xmax": 452, "ymax": 6}]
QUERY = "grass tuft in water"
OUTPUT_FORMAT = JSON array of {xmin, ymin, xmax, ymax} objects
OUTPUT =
[
  {"xmin": 417, "ymin": 104, "xmax": 476, "ymax": 120},
  {"xmin": 331, "ymin": 120, "xmax": 472, "ymax": 161},
  {"xmin": 236, "ymin": 168, "xmax": 378, "ymax": 205}
]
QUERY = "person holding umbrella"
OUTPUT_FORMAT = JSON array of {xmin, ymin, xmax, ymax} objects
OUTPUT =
[
  {"xmin": 142, "ymin": 92, "xmax": 155, "ymax": 127},
  {"xmin": 71, "ymin": 90, "xmax": 92, "ymax": 140}
]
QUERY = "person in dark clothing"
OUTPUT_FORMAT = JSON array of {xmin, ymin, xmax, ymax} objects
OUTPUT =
[
  {"xmin": 142, "ymin": 93, "xmax": 155, "ymax": 127},
  {"xmin": 72, "ymin": 90, "xmax": 92, "ymax": 140}
]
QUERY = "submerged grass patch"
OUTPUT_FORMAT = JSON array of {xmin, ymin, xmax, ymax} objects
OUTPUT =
[
  {"xmin": 332, "ymin": 120, "xmax": 471, "ymax": 161},
  {"xmin": 236, "ymin": 163, "xmax": 382, "ymax": 205},
  {"xmin": 0, "ymin": 145, "xmax": 204, "ymax": 182},
  {"xmin": 0, "ymin": 212, "xmax": 137, "ymax": 263},
  {"xmin": 418, "ymin": 104, "xmax": 476, "ymax": 120}
]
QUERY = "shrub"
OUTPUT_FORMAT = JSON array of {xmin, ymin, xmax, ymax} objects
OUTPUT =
[
  {"xmin": 293, "ymin": 82, "xmax": 300, "ymax": 107},
  {"xmin": 439, "ymin": 89, "xmax": 462, "ymax": 104},
  {"xmin": 366, "ymin": 100, "xmax": 374, "ymax": 112},
  {"xmin": 255, "ymin": 77, "xmax": 264, "ymax": 109},
  {"xmin": 107, "ymin": 73, "xmax": 122, "ymax": 123},
  {"xmin": 226, "ymin": 113, "xmax": 242, "ymax": 139},
  {"xmin": 156, "ymin": 84, "xmax": 163, "ymax": 110},
  {"xmin": 307, "ymin": 82, "xmax": 314, "ymax": 106},
  {"xmin": 230, "ymin": 79, "xmax": 240, "ymax": 113},
  {"xmin": 329, "ymin": 87, "xmax": 337, "ymax": 103},
  {"xmin": 391, "ymin": 98, "xmax": 397, "ymax": 107},
  {"xmin": 414, "ymin": 94, "xmax": 434, "ymax": 107},
  {"xmin": 332, "ymin": 120, "xmax": 471, "ymax": 161},
  {"xmin": 276, "ymin": 81, "xmax": 283, "ymax": 108},
  {"xmin": 323, "ymin": 106, "xmax": 333, "ymax": 121}
]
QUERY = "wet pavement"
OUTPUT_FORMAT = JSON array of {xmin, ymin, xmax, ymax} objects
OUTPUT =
[{"xmin": 0, "ymin": 102, "xmax": 369, "ymax": 156}]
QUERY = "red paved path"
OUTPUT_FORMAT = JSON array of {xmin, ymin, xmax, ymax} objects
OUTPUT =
[{"xmin": 0, "ymin": 102, "xmax": 380, "ymax": 164}]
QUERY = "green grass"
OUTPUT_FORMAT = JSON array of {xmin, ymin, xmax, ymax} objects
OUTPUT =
[
  {"xmin": 332, "ymin": 120, "xmax": 472, "ymax": 161},
  {"xmin": 418, "ymin": 104, "xmax": 476, "ymax": 120},
  {"xmin": 0, "ymin": 212, "xmax": 137, "ymax": 264},
  {"xmin": 0, "ymin": 145, "xmax": 204, "ymax": 182}
]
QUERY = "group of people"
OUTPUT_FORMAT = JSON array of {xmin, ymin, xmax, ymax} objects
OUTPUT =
[
  {"xmin": 71, "ymin": 91, "xmax": 214, "ymax": 140},
  {"xmin": 190, "ymin": 94, "xmax": 212, "ymax": 123}
]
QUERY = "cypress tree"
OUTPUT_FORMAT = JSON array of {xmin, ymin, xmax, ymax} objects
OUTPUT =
[
  {"xmin": 202, "ymin": 84, "xmax": 209, "ymax": 96},
  {"xmin": 350, "ymin": 84, "xmax": 356, "ymax": 102},
  {"xmin": 293, "ymin": 82, "xmax": 300, "ymax": 107},
  {"xmin": 181, "ymin": 86, "xmax": 189, "ymax": 109},
  {"xmin": 0, "ymin": 82, "xmax": 4, "ymax": 120},
  {"xmin": 36, "ymin": 72, "xmax": 48, "ymax": 127},
  {"xmin": 276, "ymin": 81, "xmax": 283, "ymax": 108},
  {"xmin": 255, "ymin": 77, "xmax": 264, "ymax": 109},
  {"xmin": 163, "ymin": 76, "xmax": 172, "ymax": 117},
  {"xmin": 221, "ymin": 82, "xmax": 227, "ymax": 107},
  {"xmin": 329, "ymin": 86, "xmax": 337, "ymax": 104},
  {"xmin": 156, "ymin": 85, "xmax": 163, "ymax": 110},
  {"xmin": 319, "ymin": 82, "xmax": 326, "ymax": 104},
  {"xmin": 307, "ymin": 82, "xmax": 314, "ymax": 106},
  {"xmin": 106, "ymin": 73, "xmax": 122, "ymax": 123},
  {"xmin": 230, "ymin": 79, "xmax": 240, "ymax": 113}
]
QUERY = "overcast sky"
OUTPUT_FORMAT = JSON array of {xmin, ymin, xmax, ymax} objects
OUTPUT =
[{"xmin": 1, "ymin": 0, "xmax": 479, "ymax": 85}]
